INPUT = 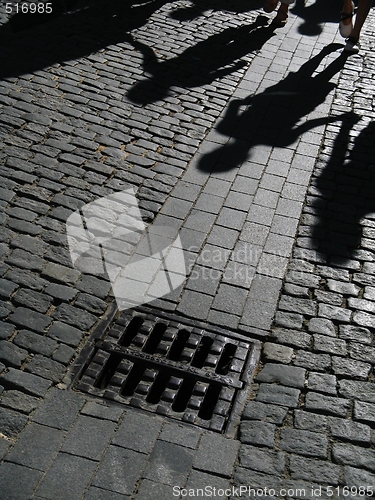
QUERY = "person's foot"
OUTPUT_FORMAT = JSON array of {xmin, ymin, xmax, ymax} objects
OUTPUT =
[
  {"xmin": 344, "ymin": 36, "xmax": 359, "ymax": 53},
  {"xmin": 340, "ymin": 1, "xmax": 354, "ymax": 37},
  {"xmin": 272, "ymin": 3, "xmax": 288, "ymax": 27},
  {"xmin": 264, "ymin": 0, "xmax": 278, "ymax": 13}
]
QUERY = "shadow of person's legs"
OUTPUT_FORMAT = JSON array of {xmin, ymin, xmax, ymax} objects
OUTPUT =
[
  {"xmin": 197, "ymin": 44, "xmax": 347, "ymax": 174},
  {"xmin": 310, "ymin": 118, "xmax": 375, "ymax": 263}
]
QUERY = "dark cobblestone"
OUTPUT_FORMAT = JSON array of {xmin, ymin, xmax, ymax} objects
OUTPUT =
[
  {"xmin": 0, "ymin": 407, "xmax": 28, "ymax": 438},
  {"xmin": 0, "ymin": 341, "xmax": 28, "ymax": 368},
  {"xmin": 14, "ymin": 330, "xmax": 58, "ymax": 357},
  {"xmin": 294, "ymin": 410, "xmax": 328, "ymax": 432},
  {"xmin": 255, "ymin": 364, "xmax": 306, "ymax": 389},
  {"xmin": 305, "ymin": 392, "xmax": 351, "ymax": 418},
  {"xmin": 13, "ymin": 288, "xmax": 52, "ymax": 314},
  {"xmin": 52, "ymin": 303, "xmax": 97, "ymax": 330},
  {"xmin": 0, "ymin": 368, "xmax": 52, "ymax": 397},
  {"xmin": 47, "ymin": 321, "xmax": 83, "ymax": 347},
  {"xmin": 332, "ymin": 443, "xmax": 375, "ymax": 472},
  {"xmin": 240, "ymin": 421, "xmax": 276, "ymax": 448},
  {"xmin": 9, "ymin": 307, "xmax": 52, "ymax": 332},
  {"xmin": 280, "ymin": 428, "xmax": 328, "ymax": 459},
  {"xmin": 239, "ymin": 446, "xmax": 286, "ymax": 476},
  {"xmin": 0, "ymin": 390, "xmax": 40, "ymax": 414},
  {"xmin": 256, "ymin": 384, "xmax": 300, "ymax": 408},
  {"xmin": 290, "ymin": 455, "xmax": 340, "ymax": 484},
  {"xmin": 329, "ymin": 417, "xmax": 371, "ymax": 445}
]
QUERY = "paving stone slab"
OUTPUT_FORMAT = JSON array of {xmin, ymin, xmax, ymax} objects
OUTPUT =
[
  {"xmin": 0, "ymin": 462, "xmax": 43, "ymax": 500},
  {"xmin": 92, "ymin": 445, "xmax": 147, "ymax": 495}
]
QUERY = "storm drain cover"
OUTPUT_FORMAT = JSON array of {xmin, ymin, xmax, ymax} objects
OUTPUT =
[{"xmin": 70, "ymin": 306, "xmax": 261, "ymax": 434}]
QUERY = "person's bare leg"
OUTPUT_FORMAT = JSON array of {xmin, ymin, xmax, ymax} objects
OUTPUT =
[
  {"xmin": 351, "ymin": 0, "xmax": 372, "ymax": 40},
  {"xmin": 344, "ymin": 0, "xmax": 372, "ymax": 52},
  {"xmin": 273, "ymin": 1, "xmax": 289, "ymax": 26},
  {"xmin": 340, "ymin": 0, "xmax": 354, "ymax": 37}
]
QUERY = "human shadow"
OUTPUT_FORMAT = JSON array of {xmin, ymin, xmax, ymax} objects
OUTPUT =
[
  {"xmin": 0, "ymin": 0, "xmax": 261, "ymax": 79},
  {"xmin": 309, "ymin": 118, "xmax": 375, "ymax": 262},
  {"xmin": 0, "ymin": 0, "xmax": 166, "ymax": 78},
  {"xmin": 290, "ymin": 0, "xmax": 344, "ymax": 36},
  {"xmin": 127, "ymin": 15, "xmax": 277, "ymax": 104},
  {"xmin": 170, "ymin": 0, "xmax": 262, "ymax": 21},
  {"xmin": 197, "ymin": 44, "xmax": 351, "ymax": 174}
]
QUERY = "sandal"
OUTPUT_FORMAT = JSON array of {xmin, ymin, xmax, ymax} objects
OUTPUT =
[
  {"xmin": 272, "ymin": 13, "xmax": 288, "ymax": 26},
  {"xmin": 339, "ymin": 1, "xmax": 354, "ymax": 38},
  {"xmin": 272, "ymin": 4, "xmax": 288, "ymax": 27},
  {"xmin": 344, "ymin": 35, "xmax": 359, "ymax": 53},
  {"xmin": 263, "ymin": 0, "xmax": 278, "ymax": 13}
]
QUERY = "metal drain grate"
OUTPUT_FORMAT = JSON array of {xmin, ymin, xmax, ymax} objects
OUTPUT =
[{"xmin": 70, "ymin": 307, "xmax": 260, "ymax": 434}]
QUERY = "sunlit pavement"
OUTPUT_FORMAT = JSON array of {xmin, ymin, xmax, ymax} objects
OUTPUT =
[{"xmin": 0, "ymin": 0, "xmax": 375, "ymax": 498}]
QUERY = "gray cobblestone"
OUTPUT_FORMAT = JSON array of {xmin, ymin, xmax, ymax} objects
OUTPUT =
[
  {"xmin": 193, "ymin": 433, "xmax": 239, "ymax": 478},
  {"xmin": 240, "ymin": 421, "xmax": 276, "ymax": 448},
  {"xmin": 263, "ymin": 343, "xmax": 294, "ymax": 364},
  {"xmin": 112, "ymin": 412, "xmax": 162, "ymax": 454},
  {"xmin": 308, "ymin": 318, "xmax": 336, "ymax": 336},
  {"xmin": 271, "ymin": 328, "xmax": 311, "ymax": 349},
  {"xmin": 9, "ymin": 307, "xmax": 52, "ymax": 332},
  {"xmin": 339, "ymin": 325, "xmax": 372, "ymax": 344},
  {"xmin": 13, "ymin": 288, "xmax": 52, "ymax": 314},
  {"xmin": 339, "ymin": 380, "xmax": 375, "ymax": 404},
  {"xmin": 242, "ymin": 401, "xmax": 288, "ymax": 425},
  {"xmin": 294, "ymin": 351, "xmax": 331, "ymax": 371},
  {"xmin": 41, "ymin": 262, "xmax": 81, "ymax": 284},
  {"xmin": 294, "ymin": 410, "xmax": 328, "ymax": 432},
  {"xmin": 290, "ymin": 455, "xmax": 340, "ymax": 484},
  {"xmin": 256, "ymin": 384, "xmax": 300, "ymax": 408},
  {"xmin": 25, "ymin": 355, "xmax": 65, "ymax": 383},
  {"xmin": 305, "ymin": 392, "xmax": 351, "ymax": 417},
  {"xmin": 47, "ymin": 321, "xmax": 83, "ymax": 347},
  {"xmin": 52, "ymin": 303, "xmax": 97, "ymax": 330},
  {"xmin": 280, "ymin": 429, "xmax": 328, "ymax": 459},
  {"xmin": 0, "ymin": 406, "xmax": 28, "ymax": 438},
  {"xmin": 343, "ymin": 466, "xmax": 375, "ymax": 488},
  {"xmin": 0, "ymin": 340, "xmax": 28, "ymax": 368},
  {"xmin": 0, "ymin": 390, "xmax": 40, "ymax": 414},
  {"xmin": 332, "ymin": 443, "xmax": 375, "ymax": 472},
  {"xmin": 329, "ymin": 417, "xmax": 371, "ymax": 445},
  {"xmin": 307, "ymin": 372, "xmax": 337, "ymax": 395},
  {"xmin": 332, "ymin": 356, "xmax": 371, "ymax": 379},
  {"xmin": 33, "ymin": 387, "xmax": 84, "ymax": 430},
  {"xmin": 255, "ymin": 364, "xmax": 306, "ymax": 389},
  {"xmin": 318, "ymin": 303, "xmax": 352, "ymax": 322},
  {"xmin": 239, "ymin": 445, "xmax": 285, "ymax": 476},
  {"xmin": 7, "ymin": 422, "xmax": 65, "ymax": 471}
]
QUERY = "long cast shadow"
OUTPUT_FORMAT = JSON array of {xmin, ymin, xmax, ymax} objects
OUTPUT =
[
  {"xmin": 127, "ymin": 15, "xmax": 276, "ymax": 104},
  {"xmin": 197, "ymin": 44, "xmax": 351, "ymax": 173},
  {"xmin": 0, "ymin": 0, "xmax": 166, "ymax": 78},
  {"xmin": 0, "ymin": 0, "xmax": 260, "ymax": 79},
  {"xmin": 310, "ymin": 118, "xmax": 375, "ymax": 262},
  {"xmin": 290, "ymin": 0, "xmax": 345, "ymax": 36}
]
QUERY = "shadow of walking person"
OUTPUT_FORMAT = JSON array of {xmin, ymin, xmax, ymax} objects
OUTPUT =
[
  {"xmin": 197, "ymin": 44, "xmax": 351, "ymax": 174},
  {"xmin": 309, "ymin": 118, "xmax": 375, "ymax": 264},
  {"xmin": 127, "ymin": 15, "xmax": 276, "ymax": 104},
  {"xmin": 0, "ymin": 0, "xmax": 166, "ymax": 78},
  {"xmin": 290, "ymin": 0, "xmax": 343, "ymax": 36}
]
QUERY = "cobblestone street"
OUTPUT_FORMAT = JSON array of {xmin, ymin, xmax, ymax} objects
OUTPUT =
[{"xmin": 0, "ymin": 0, "xmax": 375, "ymax": 498}]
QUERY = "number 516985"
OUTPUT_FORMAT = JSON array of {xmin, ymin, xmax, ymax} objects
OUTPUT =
[{"xmin": 5, "ymin": 3, "xmax": 53, "ymax": 14}]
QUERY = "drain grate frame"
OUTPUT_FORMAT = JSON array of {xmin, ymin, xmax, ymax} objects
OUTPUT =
[{"xmin": 67, "ymin": 305, "xmax": 261, "ymax": 436}]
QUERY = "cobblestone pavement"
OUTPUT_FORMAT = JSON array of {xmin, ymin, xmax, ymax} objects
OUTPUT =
[{"xmin": 0, "ymin": 0, "xmax": 375, "ymax": 498}]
